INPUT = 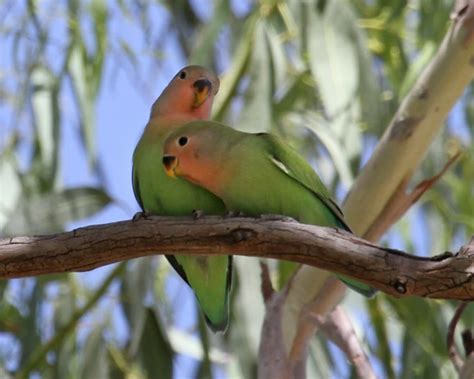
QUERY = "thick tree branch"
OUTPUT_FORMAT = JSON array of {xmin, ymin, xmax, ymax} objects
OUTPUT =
[
  {"xmin": 1, "ymin": 216, "xmax": 473, "ymax": 300},
  {"xmin": 343, "ymin": 1, "xmax": 474, "ymax": 236}
]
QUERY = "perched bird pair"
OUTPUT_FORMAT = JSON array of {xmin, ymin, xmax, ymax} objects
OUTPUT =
[{"xmin": 132, "ymin": 66, "xmax": 375, "ymax": 332}]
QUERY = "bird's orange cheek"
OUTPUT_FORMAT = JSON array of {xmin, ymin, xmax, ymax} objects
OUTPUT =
[
  {"xmin": 178, "ymin": 156, "xmax": 194, "ymax": 179},
  {"xmin": 178, "ymin": 156, "xmax": 204, "ymax": 184}
]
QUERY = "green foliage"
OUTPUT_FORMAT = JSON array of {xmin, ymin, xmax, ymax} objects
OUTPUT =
[
  {"xmin": 0, "ymin": 0, "xmax": 472, "ymax": 378},
  {"xmin": 3, "ymin": 187, "xmax": 111, "ymax": 235}
]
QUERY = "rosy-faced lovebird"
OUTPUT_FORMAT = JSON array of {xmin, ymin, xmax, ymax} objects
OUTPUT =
[
  {"xmin": 132, "ymin": 66, "xmax": 232, "ymax": 332},
  {"xmin": 161, "ymin": 121, "xmax": 376, "ymax": 297}
]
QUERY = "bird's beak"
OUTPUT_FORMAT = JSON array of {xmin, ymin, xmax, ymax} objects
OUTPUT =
[
  {"xmin": 192, "ymin": 78, "xmax": 212, "ymax": 108},
  {"xmin": 162, "ymin": 155, "xmax": 178, "ymax": 179}
]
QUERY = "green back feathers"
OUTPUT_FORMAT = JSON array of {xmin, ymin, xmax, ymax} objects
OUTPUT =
[
  {"xmin": 258, "ymin": 133, "xmax": 376, "ymax": 297},
  {"xmin": 259, "ymin": 133, "xmax": 351, "ymax": 231}
]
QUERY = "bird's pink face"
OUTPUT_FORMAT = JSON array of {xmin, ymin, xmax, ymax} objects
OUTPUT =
[
  {"xmin": 151, "ymin": 66, "xmax": 220, "ymax": 120},
  {"xmin": 162, "ymin": 131, "xmax": 221, "ymax": 193}
]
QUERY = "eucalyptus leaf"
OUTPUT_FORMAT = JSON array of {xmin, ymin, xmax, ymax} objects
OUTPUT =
[
  {"xmin": 81, "ymin": 326, "xmax": 109, "ymax": 379},
  {"xmin": 229, "ymin": 258, "xmax": 262, "ymax": 379},
  {"xmin": 18, "ymin": 282, "xmax": 43, "ymax": 368},
  {"xmin": 307, "ymin": 1, "xmax": 360, "ymax": 123},
  {"xmin": 307, "ymin": 0, "xmax": 379, "ymax": 158},
  {"xmin": 236, "ymin": 21, "xmax": 272, "ymax": 133},
  {"xmin": 213, "ymin": 13, "xmax": 258, "ymax": 120},
  {"xmin": 68, "ymin": 44, "xmax": 97, "ymax": 166},
  {"xmin": 0, "ymin": 153, "xmax": 21, "ymax": 231},
  {"xmin": 287, "ymin": 111, "xmax": 354, "ymax": 187},
  {"xmin": 120, "ymin": 258, "xmax": 155, "ymax": 357},
  {"xmin": 0, "ymin": 299, "xmax": 22, "ymax": 333},
  {"xmin": 87, "ymin": 0, "xmax": 108, "ymax": 97},
  {"xmin": 189, "ymin": 0, "xmax": 231, "ymax": 66},
  {"xmin": 30, "ymin": 65, "xmax": 60, "ymax": 187},
  {"xmin": 265, "ymin": 25, "xmax": 288, "ymax": 92},
  {"xmin": 53, "ymin": 281, "xmax": 79, "ymax": 379},
  {"xmin": 3, "ymin": 187, "xmax": 111, "ymax": 236},
  {"xmin": 137, "ymin": 308, "xmax": 173, "ymax": 379}
]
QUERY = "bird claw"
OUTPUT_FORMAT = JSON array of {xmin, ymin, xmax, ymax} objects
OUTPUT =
[
  {"xmin": 133, "ymin": 211, "xmax": 151, "ymax": 221},
  {"xmin": 192, "ymin": 209, "xmax": 204, "ymax": 219},
  {"xmin": 259, "ymin": 214, "xmax": 297, "ymax": 223},
  {"xmin": 225, "ymin": 210, "xmax": 246, "ymax": 218}
]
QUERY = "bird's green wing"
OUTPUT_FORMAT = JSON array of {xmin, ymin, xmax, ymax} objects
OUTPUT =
[
  {"xmin": 259, "ymin": 133, "xmax": 350, "ymax": 230},
  {"xmin": 259, "ymin": 133, "xmax": 376, "ymax": 297}
]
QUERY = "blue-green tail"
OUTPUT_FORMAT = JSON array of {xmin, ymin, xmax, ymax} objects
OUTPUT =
[{"xmin": 338, "ymin": 275, "xmax": 377, "ymax": 297}]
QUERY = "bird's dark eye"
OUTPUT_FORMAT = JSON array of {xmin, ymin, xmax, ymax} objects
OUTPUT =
[
  {"xmin": 178, "ymin": 136, "xmax": 188, "ymax": 146},
  {"xmin": 179, "ymin": 71, "xmax": 186, "ymax": 79}
]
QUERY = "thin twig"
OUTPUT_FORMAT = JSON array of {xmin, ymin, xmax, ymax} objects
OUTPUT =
[
  {"xmin": 260, "ymin": 261, "xmax": 274, "ymax": 303},
  {"xmin": 288, "ymin": 277, "xmax": 345, "ymax": 367},
  {"xmin": 447, "ymin": 302, "xmax": 468, "ymax": 373},
  {"xmin": 320, "ymin": 306, "xmax": 377, "ymax": 379},
  {"xmin": 364, "ymin": 152, "xmax": 462, "ymax": 241}
]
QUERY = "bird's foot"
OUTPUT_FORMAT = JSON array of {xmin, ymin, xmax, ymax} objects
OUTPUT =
[
  {"xmin": 133, "ymin": 211, "xmax": 151, "ymax": 221},
  {"xmin": 225, "ymin": 210, "xmax": 246, "ymax": 218},
  {"xmin": 192, "ymin": 209, "xmax": 205, "ymax": 219},
  {"xmin": 259, "ymin": 214, "xmax": 297, "ymax": 223}
]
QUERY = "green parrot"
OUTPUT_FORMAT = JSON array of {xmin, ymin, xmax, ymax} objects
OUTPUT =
[
  {"xmin": 161, "ymin": 121, "xmax": 376, "ymax": 297},
  {"xmin": 132, "ymin": 66, "xmax": 232, "ymax": 331}
]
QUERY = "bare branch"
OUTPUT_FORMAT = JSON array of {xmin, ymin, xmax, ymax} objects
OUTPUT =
[
  {"xmin": 461, "ymin": 355, "xmax": 474, "ymax": 379},
  {"xmin": 1, "ymin": 216, "xmax": 473, "ymax": 300},
  {"xmin": 260, "ymin": 261, "xmax": 274, "ymax": 303},
  {"xmin": 364, "ymin": 152, "xmax": 462, "ymax": 241},
  {"xmin": 288, "ymin": 277, "xmax": 345, "ymax": 372},
  {"xmin": 447, "ymin": 302, "xmax": 469, "ymax": 372},
  {"xmin": 319, "ymin": 306, "xmax": 377, "ymax": 379}
]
